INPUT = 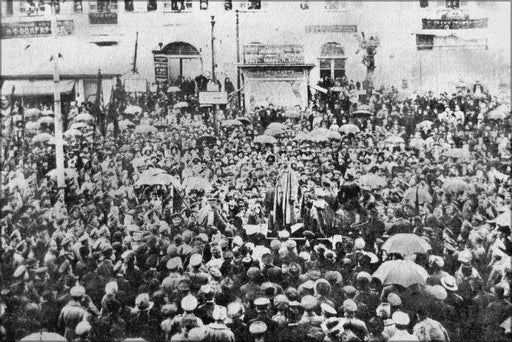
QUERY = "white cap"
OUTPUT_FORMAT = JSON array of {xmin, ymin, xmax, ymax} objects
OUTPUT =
[{"xmin": 392, "ymin": 311, "xmax": 410, "ymax": 326}]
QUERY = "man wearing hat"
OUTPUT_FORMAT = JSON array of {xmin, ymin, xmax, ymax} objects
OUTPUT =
[
  {"xmin": 162, "ymin": 257, "xmax": 184, "ymax": 294},
  {"xmin": 389, "ymin": 311, "xmax": 419, "ymax": 341},
  {"xmin": 170, "ymin": 294, "xmax": 203, "ymax": 336},
  {"xmin": 338, "ymin": 299, "xmax": 368, "ymax": 341},
  {"xmin": 59, "ymin": 286, "xmax": 87, "ymax": 342},
  {"xmin": 249, "ymin": 321, "xmax": 268, "ymax": 342},
  {"xmin": 248, "ymin": 297, "xmax": 277, "ymax": 340},
  {"xmin": 74, "ymin": 320, "xmax": 92, "ymax": 342},
  {"xmin": 227, "ymin": 302, "xmax": 249, "ymax": 342}
]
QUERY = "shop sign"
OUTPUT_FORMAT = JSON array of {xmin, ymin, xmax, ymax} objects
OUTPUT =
[
  {"xmin": 244, "ymin": 44, "xmax": 304, "ymax": 65},
  {"xmin": 199, "ymin": 92, "xmax": 228, "ymax": 105},
  {"xmin": 246, "ymin": 69, "xmax": 304, "ymax": 79},
  {"xmin": 153, "ymin": 55, "xmax": 168, "ymax": 83},
  {"xmin": 422, "ymin": 18, "xmax": 488, "ymax": 30},
  {"xmin": 89, "ymin": 12, "xmax": 118, "ymax": 25},
  {"xmin": 305, "ymin": 25, "xmax": 357, "ymax": 34},
  {"xmin": 1, "ymin": 20, "xmax": 74, "ymax": 39}
]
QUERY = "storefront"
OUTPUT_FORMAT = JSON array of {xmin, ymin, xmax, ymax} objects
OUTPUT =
[{"xmin": 239, "ymin": 44, "xmax": 314, "ymax": 109}]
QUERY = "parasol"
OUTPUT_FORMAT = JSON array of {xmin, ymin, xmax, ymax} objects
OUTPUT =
[
  {"xmin": 304, "ymin": 130, "xmax": 329, "ymax": 143},
  {"xmin": 74, "ymin": 113, "xmax": 95, "ymax": 122},
  {"xmin": 384, "ymin": 135, "xmax": 405, "ymax": 145},
  {"xmin": 124, "ymin": 105, "xmax": 143, "ymax": 115},
  {"xmin": 37, "ymin": 116, "xmax": 54, "ymax": 126},
  {"xmin": 135, "ymin": 172, "xmax": 181, "ymax": 188},
  {"xmin": 339, "ymin": 124, "xmax": 360, "ymax": 135},
  {"xmin": 409, "ymin": 138, "xmax": 425, "ymax": 149},
  {"xmin": 25, "ymin": 121, "xmax": 39, "ymax": 131},
  {"xmin": 487, "ymin": 105, "xmax": 510, "ymax": 120},
  {"xmin": 222, "ymin": 119, "xmax": 243, "ymax": 127},
  {"xmin": 31, "ymin": 133, "xmax": 53, "ymax": 143},
  {"xmin": 293, "ymin": 132, "xmax": 308, "ymax": 141},
  {"xmin": 24, "ymin": 108, "xmax": 41, "ymax": 118},
  {"xmin": 182, "ymin": 176, "xmax": 212, "ymax": 193},
  {"xmin": 441, "ymin": 177, "xmax": 471, "ymax": 193},
  {"xmin": 41, "ymin": 109, "xmax": 54, "ymax": 116},
  {"xmin": 417, "ymin": 120, "xmax": 434, "ymax": 130},
  {"xmin": 373, "ymin": 260, "xmax": 428, "ymax": 287},
  {"xmin": 352, "ymin": 109, "xmax": 373, "ymax": 117},
  {"xmin": 20, "ymin": 332, "xmax": 67, "ymax": 342},
  {"xmin": 267, "ymin": 122, "xmax": 286, "ymax": 130},
  {"xmin": 134, "ymin": 124, "xmax": 157, "ymax": 134},
  {"xmin": 254, "ymin": 135, "xmax": 278, "ymax": 144},
  {"xmin": 167, "ymin": 86, "xmax": 181, "ymax": 92},
  {"xmin": 443, "ymin": 148, "xmax": 470, "ymax": 160},
  {"xmin": 46, "ymin": 168, "xmax": 78, "ymax": 180},
  {"xmin": 403, "ymin": 186, "xmax": 432, "ymax": 204},
  {"xmin": 382, "ymin": 233, "xmax": 432, "ymax": 255},
  {"xmin": 264, "ymin": 126, "xmax": 287, "ymax": 136},
  {"xmin": 237, "ymin": 117, "xmax": 252, "ymax": 126},
  {"xmin": 63, "ymin": 128, "xmax": 83, "ymax": 137},
  {"xmin": 70, "ymin": 122, "xmax": 89, "ymax": 130},
  {"xmin": 175, "ymin": 102, "xmax": 189, "ymax": 109},
  {"xmin": 357, "ymin": 174, "xmax": 387, "ymax": 189}
]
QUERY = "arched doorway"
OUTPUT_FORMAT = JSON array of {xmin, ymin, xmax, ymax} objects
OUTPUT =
[
  {"xmin": 319, "ymin": 42, "xmax": 346, "ymax": 80},
  {"xmin": 161, "ymin": 41, "xmax": 202, "ymax": 82}
]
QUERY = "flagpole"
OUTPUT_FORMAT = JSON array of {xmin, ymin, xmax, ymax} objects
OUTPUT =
[{"xmin": 51, "ymin": 2, "xmax": 66, "ymax": 202}]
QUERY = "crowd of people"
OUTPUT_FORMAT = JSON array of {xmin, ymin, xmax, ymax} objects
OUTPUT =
[{"xmin": 0, "ymin": 77, "xmax": 511, "ymax": 342}]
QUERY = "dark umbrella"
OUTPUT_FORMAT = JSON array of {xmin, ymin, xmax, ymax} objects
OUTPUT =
[{"xmin": 197, "ymin": 135, "xmax": 217, "ymax": 146}]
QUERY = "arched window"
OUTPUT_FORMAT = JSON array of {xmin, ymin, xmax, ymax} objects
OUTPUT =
[
  {"xmin": 159, "ymin": 41, "xmax": 202, "ymax": 83},
  {"xmin": 319, "ymin": 42, "xmax": 346, "ymax": 81},
  {"xmin": 162, "ymin": 41, "xmax": 200, "ymax": 56}
]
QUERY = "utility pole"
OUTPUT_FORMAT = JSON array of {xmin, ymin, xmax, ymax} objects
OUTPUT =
[
  {"xmin": 51, "ymin": 1, "xmax": 65, "ymax": 202},
  {"xmin": 211, "ymin": 15, "xmax": 218, "ymax": 135},
  {"xmin": 236, "ymin": 10, "xmax": 241, "ymax": 110}
]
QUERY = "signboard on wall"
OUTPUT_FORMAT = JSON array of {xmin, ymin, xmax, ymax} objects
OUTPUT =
[
  {"xmin": 199, "ymin": 92, "xmax": 228, "ymax": 105},
  {"xmin": 89, "ymin": 12, "xmax": 118, "ymax": 25},
  {"xmin": 153, "ymin": 55, "xmax": 168, "ymax": 83},
  {"xmin": 245, "ymin": 69, "xmax": 304, "ymax": 79},
  {"xmin": 1, "ymin": 20, "xmax": 74, "ymax": 39},
  {"xmin": 243, "ymin": 44, "xmax": 304, "ymax": 64},
  {"xmin": 421, "ymin": 18, "xmax": 488, "ymax": 30},
  {"xmin": 305, "ymin": 25, "xmax": 357, "ymax": 34}
]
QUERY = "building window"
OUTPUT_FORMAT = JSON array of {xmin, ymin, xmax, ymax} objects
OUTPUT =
[
  {"xmin": 20, "ymin": 0, "xmax": 58, "ymax": 16},
  {"xmin": 319, "ymin": 42, "xmax": 346, "ymax": 80},
  {"xmin": 420, "ymin": 0, "xmax": 429, "ymax": 8},
  {"xmin": 300, "ymin": 1, "xmax": 309, "ymax": 10},
  {"xmin": 90, "ymin": 0, "xmax": 118, "ymax": 13},
  {"xmin": 147, "ymin": 0, "xmax": 157, "ymax": 11},
  {"xmin": 4, "ymin": 0, "xmax": 14, "ymax": 16},
  {"xmin": 247, "ymin": 0, "xmax": 261, "ymax": 10},
  {"xmin": 446, "ymin": 0, "xmax": 459, "ymax": 8},
  {"xmin": 124, "ymin": 0, "xmax": 133, "ymax": 11},
  {"xmin": 74, "ymin": 0, "xmax": 83, "ymax": 12}
]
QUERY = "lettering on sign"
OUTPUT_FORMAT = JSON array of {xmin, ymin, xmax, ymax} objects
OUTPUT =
[
  {"xmin": 422, "ymin": 18, "xmax": 488, "ymax": 30},
  {"xmin": 305, "ymin": 25, "xmax": 357, "ymax": 34},
  {"xmin": 246, "ymin": 69, "xmax": 304, "ymax": 79},
  {"xmin": 199, "ymin": 92, "xmax": 228, "ymax": 105},
  {"xmin": 243, "ymin": 44, "xmax": 304, "ymax": 65},
  {"xmin": 1, "ymin": 20, "xmax": 74, "ymax": 39},
  {"xmin": 89, "ymin": 12, "xmax": 118, "ymax": 25},
  {"xmin": 153, "ymin": 55, "xmax": 168, "ymax": 82}
]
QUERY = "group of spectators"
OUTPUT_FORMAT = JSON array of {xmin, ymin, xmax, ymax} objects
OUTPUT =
[{"xmin": 0, "ymin": 78, "xmax": 511, "ymax": 342}]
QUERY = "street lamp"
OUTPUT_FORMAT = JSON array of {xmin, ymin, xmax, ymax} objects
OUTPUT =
[{"xmin": 210, "ymin": 15, "xmax": 216, "ymax": 83}]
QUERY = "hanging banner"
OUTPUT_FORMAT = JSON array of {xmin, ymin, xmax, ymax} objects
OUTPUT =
[
  {"xmin": 244, "ymin": 44, "xmax": 304, "ymax": 64},
  {"xmin": 153, "ymin": 55, "xmax": 168, "ymax": 83},
  {"xmin": 1, "ymin": 20, "xmax": 74, "ymax": 39},
  {"xmin": 89, "ymin": 12, "xmax": 118, "ymax": 25},
  {"xmin": 422, "ymin": 18, "xmax": 488, "ymax": 30}
]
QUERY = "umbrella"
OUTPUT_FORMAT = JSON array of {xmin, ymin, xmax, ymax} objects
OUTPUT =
[
  {"xmin": 254, "ymin": 135, "xmax": 278, "ymax": 144},
  {"xmin": 382, "ymin": 234, "xmax": 432, "ymax": 255},
  {"xmin": 238, "ymin": 117, "xmax": 252, "ymax": 126},
  {"xmin": 20, "ymin": 332, "xmax": 67, "ymax": 342},
  {"xmin": 31, "ymin": 133, "xmax": 53, "ymax": 143},
  {"xmin": 137, "ymin": 168, "xmax": 167, "ymax": 178},
  {"xmin": 442, "ymin": 177, "xmax": 471, "ymax": 193},
  {"xmin": 358, "ymin": 174, "xmax": 387, "ymax": 189},
  {"xmin": 124, "ymin": 105, "xmax": 143, "ymax": 115},
  {"xmin": 384, "ymin": 135, "xmax": 405, "ymax": 145},
  {"xmin": 264, "ymin": 126, "xmax": 287, "ymax": 136},
  {"xmin": 487, "ymin": 105, "xmax": 510, "ymax": 120},
  {"xmin": 46, "ymin": 168, "xmax": 78, "ymax": 180},
  {"xmin": 293, "ymin": 132, "xmax": 308, "ymax": 141},
  {"xmin": 443, "ymin": 148, "xmax": 470, "ymax": 160},
  {"xmin": 197, "ymin": 135, "xmax": 217, "ymax": 146},
  {"xmin": 167, "ymin": 86, "xmax": 181, "ymax": 92},
  {"xmin": 267, "ymin": 122, "xmax": 286, "ymax": 130},
  {"xmin": 352, "ymin": 109, "xmax": 373, "ymax": 117},
  {"xmin": 41, "ymin": 109, "xmax": 54, "ymax": 116},
  {"xmin": 417, "ymin": 120, "xmax": 434, "ymax": 130},
  {"xmin": 63, "ymin": 128, "xmax": 82, "ymax": 137},
  {"xmin": 492, "ymin": 209, "xmax": 511, "ymax": 227},
  {"xmin": 25, "ymin": 121, "xmax": 39, "ymax": 131},
  {"xmin": 37, "ymin": 116, "xmax": 54, "ymax": 126},
  {"xmin": 152, "ymin": 121, "xmax": 169, "ymax": 129},
  {"xmin": 134, "ymin": 124, "xmax": 157, "ymax": 134},
  {"xmin": 339, "ymin": 124, "xmax": 360, "ymax": 135},
  {"xmin": 373, "ymin": 260, "xmax": 428, "ymax": 287},
  {"xmin": 119, "ymin": 119, "xmax": 135, "ymax": 127},
  {"xmin": 131, "ymin": 157, "xmax": 148, "ymax": 169},
  {"xmin": 24, "ymin": 108, "xmax": 41, "ymax": 118},
  {"xmin": 182, "ymin": 176, "xmax": 212, "ymax": 193},
  {"xmin": 409, "ymin": 138, "xmax": 425, "ymax": 149},
  {"xmin": 403, "ymin": 186, "xmax": 432, "ymax": 204},
  {"xmin": 74, "ymin": 113, "xmax": 95, "ymax": 122},
  {"xmin": 135, "ymin": 172, "xmax": 181, "ymax": 188},
  {"xmin": 222, "ymin": 119, "xmax": 243, "ymax": 127},
  {"xmin": 175, "ymin": 102, "xmax": 189, "ymax": 109},
  {"xmin": 70, "ymin": 122, "xmax": 89, "ymax": 130}
]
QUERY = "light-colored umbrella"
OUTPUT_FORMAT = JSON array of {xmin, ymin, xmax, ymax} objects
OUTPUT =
[
  {"xmin": 24, "ymin": 108, "xmax": 41, "ymax": 118},
  {"xmin": 41, "ymin": 109, "xmax": 54, "ymax": 116},
  {"xmin": 310, "ymin": 128, "xmax": 342, "ymax": 141},
  {"xmin": 135, "ymin": 172, "xmax": 181, "ymax": 188},
  {"xmin": 339, "ymin": 124, "xmax": 360, "ymax": 135},
  {"xmin": 124, "ymin": 105, "xmax": 143, "ymax": 115},
  {"xmin": 384, "ymin": 135, "xmax": 405, "ymax": 145},
  {"xmin": 293, "ymin": 132, "xmax": 308, "ymax": 141},
  {"xmin": 373, "ymin": 260, "xmax": 428, "ymax": 287},
  {"xmin": 442, "ymin": 177, "xmax": 471, "ymax": 193},
  {"xmin": 119, "ymin": 119, "xmax": 135, "ymax": 127},
  {"xmin": 20, "ymin": 332, "xmax": 67, "ymax": 342},
  {"xmin": 254, "ymin": 135, "xmax": 278, "ymax": 144},
  {"xmin": 352, "ymin": 109, "xmax": 373, "ymax": 117},
  {"xmin": 267, "ymin": 123, "xmax": 286, "ymax": 130},
  {"xmin": 403, "ymin": 186, "xmax": 432, "ymax": 204},
  {"xmin": 63, "ymin": 128, "xmax": 82, "ymax": 137},
  {"xmin": 37, "ymin": 116, "xmax": 54, "ymax": 126},
  {"xmin": 182, "ymin": 176, "xmax": 212, "ymax": 193},
  {"xmin": 409, "ymin": 138, "xmax": 425, "ymax": 149},
  {"xmin": 487, "ymin": 105, "xmax": 510, "ymax": 120},
  {"xmin": 134, "ymin": 124, "xmax": 157, "ymax": 134},
  {"xmin": 264, "ymin": 126, "xmax": 287, "ymax": 136},
  {"xmin": 167, "ymin": 86, "xmax": 181, "ymax": 92},
  {"xmin": 25, "ymin": 121, "xmax": 39, "ymax": 131},
  {"xmin": 46, "ymin": 168, "xmax": 78, "ymax": 180},
  {"xmin": 137, "ymin": 168, "xmax": 167, "ymax": 178},
  {"xmin": 175, "ymin": 102, "xmax": 189, "ymax": 109},
  {"xmin": 443, "ymin": 148, "xmax": 470, "ymax": 160},
  {"xmin": 382, "ymin": 233, "xmax": 432, "ymax": 255},
  {"xmin": 74, "ymin": 113, "xmax": 95, "ymax": 122},
  {"xmin": 31, "ymin": 133, "xmax": 53, "ymax": 143},
  {"xmin": 358, "ymin": 174, "xmax": 387, "ymax": 189},
  {"xmin": 417, "ymin": 120, "xmax": 434, "ymax": 130},
  {"xmin": 493, "ymin": 209, "xmax": 511, "ymax": 227},
  {"xmin": 222, "ymin": 119, "xmax": 243, "ymax": 127},
  {"xmin": 70, "ymin": 122, "xmax": 89, "ymax": 130},
  {"xmin": 305, "ymin": 131, "xmax": 329, "ymax": 143}
]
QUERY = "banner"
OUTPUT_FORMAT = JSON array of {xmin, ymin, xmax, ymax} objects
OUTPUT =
[
  {"xmin": 244, "ymin": 44, "xmax": 304, "ymax": 65},
  {"xmin": 153, "ymin": 55, "xmax": 168, "ymax": 83},
  {"xmin": 422, "ymin": 18, "xmax": 488, "ymax": 30},
  {"xmin": 199, "ymin": 92, "xmax": 228, "ymax": 105},
  {"xmin": 305, "ymin": 25, "xmax": 357, "ymax": 34},
  {"xmin": 1, "ymin": 20, "xmax": 74, "ymax": 39},
  {"xmin": 89, "ymin": 12, "xmax": 118, "ymax": 25}
]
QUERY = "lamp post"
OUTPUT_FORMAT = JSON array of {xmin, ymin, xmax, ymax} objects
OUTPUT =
[{"xmin": 210, "ymin": 15, "xmax": 218, "ymax": 134}]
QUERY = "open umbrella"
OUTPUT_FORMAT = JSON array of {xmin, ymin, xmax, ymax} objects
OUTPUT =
[
  {"xmin": 238, "ymin": 117, "xmax": 252, "ymax": 126},
  {"xmin": 175, "ymin": 102, "xmax": 189, "ymax": 109},
  {"xmin": 41, "ymin": 109, "xmax": 54, "ymax": 116},
  {"xmin": 352, "ymin": 109, "xmax": 373, "ymax": 117},
  {"xmin": 134, "ymin": 124, "xmax": 157, "ymax": 134},
  {"xmin": 182, "ymin": 176, "xmax": 212, "ymax": 193},
  {"xmin": 197, "ymin": 135, "xmax": 217, "ymax": 146},
  {"xmin": 267, "ymin": 122, "xmax": 286, "ymax": 130},
  {"xmin": 442, "ymin": 177, "xmax": 471, "ymax": 193},
  {"xmin": 135, "ymin": 172, "xmax": 181, "ymax": 188},
  {"xmin": 37, "ymin": 116, "xmax": 54, "ymax": 126},
  {"xmin": 167, "ymin": 86, "xmax": 181, "ymax": 92},
  {"xmin": 264, "ymin": 126, "xmax": 287, "ymax": 136},
  {"xmin": 358, "ymin": 174, "xmax": 387, "ymax": 189},
  {"xmin": 222, "ymin": 119, "xmax": 243, "ymax": 127},
  {"xmin": 384, "ymin": 135, "xmax": 405, "ymax": 145},
  {"xmin": 152, "ymin": 121, "xmax": 169, "ymax": 129},
  {"xmin": 20, "ymin": 332, "xmax": 67, "ymax": 342},
  {"xmin": 339, "ymin": 124, "xmax": 360, "ymax": 135},
  {"xmin": 137, "ymin": 168, "xmax": 167, "ymax": 178},
  {"xmin": 487, "ymin": 105, "xmax": 510, "ymax": 120},
  {"xmin": 382, "ymin": 233, "xmax": 432, "ymax": 255},
  {"xmin": 31, "ymin": 133, "xmax": 53, "ymax": 144},
  {"xmin": 443, "ymin": 148, "xmax": 470, "ymax": 160},
  {"xmin": 417, "ymin": 120, "xmax": 434, "ymax": 130},
  {"xmin": 254, "ymin": 135, "xmax": 278, "ymax": 144},
  {"xmin": 25, "ymin": 121, "xmax": 39, "ymax": 131},
  {"xmin": 305, "ymin": 132, "xmax": 329, "ymax": 143},
  {"xmin": 492, "ymin": 209, "xmax": 511, "ymax": 227},
  {"xmin": 373, "ymin": 260, "xmax": 428, "ymax": 287},
  {"xmin": 403, "ymin": 186, "xmax": 432, "ymax": 204},
  {"xmin": 64, "ymin": 128, "xmax": 82, "ymax": 137},
  {"xmin": 124, "ymin": 105, "xmax": 143, "ymax": 115},
  {"xmin": 74, "ymin": 113, "xmax": 95, "ymax": 122},
  {"xmin": 409, "ymin": 138, "xmax": 425, "ymax": 149},
  {"xmin": 46, "ymin": 168, "xmax": 78, "ymax": 180},
  {"xmin": 119, "ymin": 119, "xmax": 135, "ymax": 128},
  {"xmin": 24, "ymin": 108, "xmax": 41, "ymax": 118},
  {"xmin": 70, "ymin": 122, "xmax": 89, "ymax": 130}
]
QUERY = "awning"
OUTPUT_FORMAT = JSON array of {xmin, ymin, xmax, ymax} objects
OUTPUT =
[{"xmin": 1, "ymin": 80, "xmax": 75, "ymax": 96}]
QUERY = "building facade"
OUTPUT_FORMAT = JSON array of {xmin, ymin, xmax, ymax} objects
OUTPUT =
[{"xmin": 1, "ymin": 0, "xmax": 510, "ymax": 107}]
